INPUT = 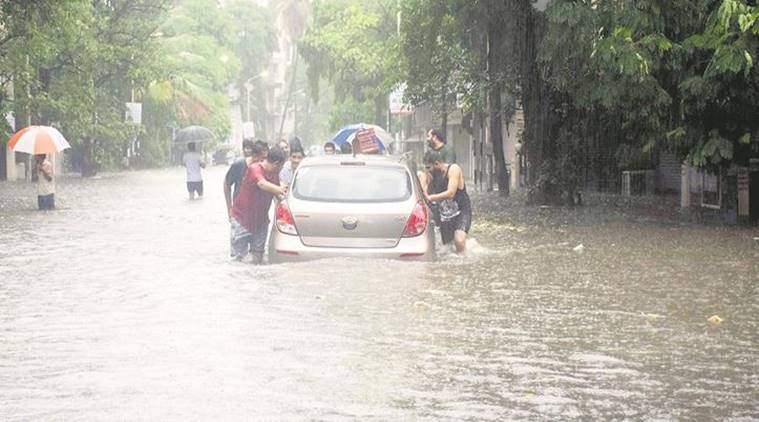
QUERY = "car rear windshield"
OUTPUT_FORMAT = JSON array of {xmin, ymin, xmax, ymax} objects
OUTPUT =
[{"xmin": 293, "ymin": 165, "xmax": 412, "ymax": 203}]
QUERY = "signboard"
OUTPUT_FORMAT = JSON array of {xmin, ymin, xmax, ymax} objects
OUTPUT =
[
  {"xmin": 389, "ymin": 84, "xmax": 414, "ymax": 115},
  {"xmin": 125, "ymin": 102, "xmax": 142, "ymax": 125}
]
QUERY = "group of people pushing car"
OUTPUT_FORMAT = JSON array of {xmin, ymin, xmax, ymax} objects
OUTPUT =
[
  {"xmin": 209, "ymin": 128, "xmax": 471, "ymax": 264},
  {"xmin": 221, "ymin": 138, "xmax": 300, "ymax": 264}
]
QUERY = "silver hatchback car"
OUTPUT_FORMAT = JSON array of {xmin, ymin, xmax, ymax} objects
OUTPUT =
[{"xmin": 269, "ymin": 154, "xmax": 435, "ymax": 263}]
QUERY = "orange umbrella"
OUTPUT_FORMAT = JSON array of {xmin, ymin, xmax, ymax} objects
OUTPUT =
[{"xmin": 8, "ymin": 126, "xmax": 71, "ymax": 154}]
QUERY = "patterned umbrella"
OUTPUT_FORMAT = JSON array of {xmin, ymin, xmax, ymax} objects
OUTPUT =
[
  {"xmin": 330, "ymin": 123, "xmax": 392, "ymax": 153},
  {"xmin": 8, "ymin": 126, "xmax": 71, "ymax": 154}
]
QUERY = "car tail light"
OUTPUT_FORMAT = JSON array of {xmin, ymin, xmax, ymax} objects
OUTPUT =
[
  {"xmin": 402, "ymin": 200, "xmax": 428, "ymax": 237},
  {"xmin": 275, "ymin": 201, "xmax": 298, "ymax": 235}
]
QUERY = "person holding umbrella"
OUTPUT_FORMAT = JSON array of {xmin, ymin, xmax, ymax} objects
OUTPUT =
[
  {"xmin": 7, "ymin": 125, "xmax": 71, "ymax": 210},
  {"xmin": 174, "ymin": 125, "xmax": 215, "ymax": 200},
  {"xmin": 35, "ymin": 154, "xmax": 55, "ymax": 210},
  {"xmin": 183, "ymin": 142, "xmax": 206, "ymax": 200}
]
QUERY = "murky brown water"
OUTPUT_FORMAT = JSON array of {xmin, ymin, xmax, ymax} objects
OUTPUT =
[{"xmin": 1, "ymin": 167, "xmax": 757, "ymax": 420}]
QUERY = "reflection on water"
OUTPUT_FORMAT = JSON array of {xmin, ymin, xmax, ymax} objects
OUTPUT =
[{"xmin": 0, "ymin": 167, "xmax": 757, "ymax": 420}]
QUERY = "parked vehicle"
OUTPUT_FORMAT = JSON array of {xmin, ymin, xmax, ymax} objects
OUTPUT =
[
  {"xmin": 269, "ymin": 154, "xmax": 435, "ymax": 263},
  {"xmin": 212, "ymin": 146, "xmax": 235, "ymax": 166}
]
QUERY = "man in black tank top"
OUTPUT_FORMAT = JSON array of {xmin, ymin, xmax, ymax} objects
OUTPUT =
[{"xmin": 422, "ymin": 150, "xmax": 472, "ymax": 254}]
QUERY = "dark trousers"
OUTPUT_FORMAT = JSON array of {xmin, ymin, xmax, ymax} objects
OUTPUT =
[
  {"xmin": 187, "ymin": 181, "xmax": 204, "ymax": 196},
  {"xmin": 38, "ymin": 194, "xmax": 55, "ymax": 210}
]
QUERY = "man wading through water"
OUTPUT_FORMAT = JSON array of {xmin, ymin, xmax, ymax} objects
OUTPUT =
[
  {"xmin": 230, "ymin": 147, "xmax": 287, "ymax": 264},
  {"xmin": 423, "ymin": 150, "xmax": 472, "ymax": 253},
  {"xmin": 223, "ymin": 139, "xmax": 256, "ymax": 219},
  {"xmin": 419, "ymin": 128, "xmax": 457, "ymax": 229},
  {"xmin": 223, "ymin": 139, "xmax": 270, "ymax": 219},
  {"xmin": 182, "ymin": 142, "xmax": 205, "ymax": 200},
  {"xmin": 35, "ymin": 154, "xmax": 55, "ymax": 210}
]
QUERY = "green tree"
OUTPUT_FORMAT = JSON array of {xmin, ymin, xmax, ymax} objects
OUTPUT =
[
  {"xmin": 537, "ymin": 0, "xmax": 759, "ymax": 203},
  {"xmin": 143, "ymin": 0, "xmax": 275, "ymax": 160},
  {"xmin": 677, "ymin": 0, "xmax": 759, "ymax": 169},
  {"xmin": 0, "ymin": 0, "xmax": 171, "ymax": 175},
  {"xmin": 399, "ymin": 0, "xmax": 523, "ymax": 196},
  {"xmin": 300, "ymin": 0, "xmax": 400, "ymax": 130},
  {"xmin": 150, "ymin": 0, "xmax": 240, "ymax": 144}
]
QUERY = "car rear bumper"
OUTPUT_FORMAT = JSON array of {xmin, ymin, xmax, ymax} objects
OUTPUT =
[{"xmin": 268, "ymin": 230, "xmax": 435, "ymax": 263}]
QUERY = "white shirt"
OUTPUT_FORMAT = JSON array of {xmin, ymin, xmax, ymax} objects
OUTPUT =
[
  {"xmin": 183, "ymin": 151, "xmax": 204, "ymax": 182},
  {"xmin": 279, "ymin": 161, "xmax": 293, "ymax": 185},
  {"xmin": 37, "ymin": 160, "xmax": 55, "ymax": 195}
]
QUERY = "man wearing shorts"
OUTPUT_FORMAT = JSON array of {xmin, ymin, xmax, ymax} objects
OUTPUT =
[
  {"xmin": 183, "ymin": 142, "xmax": 205, "ymax": 200},
  {"xmin": 423, "ymin": 150, "xmax": 472, "ymax": 254}
]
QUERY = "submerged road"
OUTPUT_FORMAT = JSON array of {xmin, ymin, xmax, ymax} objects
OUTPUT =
[{"xmin": 0, "ymin": 166, "xmax": 757, "ymax": 420}]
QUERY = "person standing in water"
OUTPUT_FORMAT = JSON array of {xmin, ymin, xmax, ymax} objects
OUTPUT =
[
  {"xmin": 35, "ymin": 154, "xmax": 55, "ymax": 210},
  {"xmin": 230, "ymin": 147, "xmax": 287, "ymax": 264},
  {"xmin": 423, "ymin": 150, "xmax": 472, "ymax": 254},
  {"xmin": 418, "ymin": 129, "xmax": 456, "ymax": 228},
  {"xmin": 183, "ymin": 142, "xmax": 205, "ymax": 200},
  {"xmin": 224, "ymin": 139, "xmax": 258, "ymax": 220}
]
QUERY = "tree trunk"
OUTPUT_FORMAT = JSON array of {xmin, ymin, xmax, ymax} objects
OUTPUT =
[
  {"xmin": 440, "ymin": 80, "xmax": 448, "ymax": 135},
  {"xmin": 81, "ymin": 137, "xmax": 97, "ymax": 177},
  {"xmin": 521, "ymin": 8, "xmax": 562, "ymax": 204},
  {"xmin": 487, "ymin": 23, "xmax": 509, "ymax": 196},
  {"xmin": 279, "ymin": 47, "xmax": 299, "ymax": 140},
  {"xmin": 374, "ymin": 94, "xmax": 385, "ymax": 127}
]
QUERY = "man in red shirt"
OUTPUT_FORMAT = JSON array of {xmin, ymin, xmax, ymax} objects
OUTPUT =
[{"xmin": 230, "ymin": 147, "xmax": 287, "ymax": 263}]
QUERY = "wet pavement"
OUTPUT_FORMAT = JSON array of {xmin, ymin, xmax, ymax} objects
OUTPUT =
[{"xmin": 0, "ymin": 166, "xmax": 757, "ymax": 420}]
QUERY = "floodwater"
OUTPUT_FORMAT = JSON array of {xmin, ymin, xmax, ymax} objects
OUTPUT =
[{"xmin": 0, "ymin": 166, "xmax": 757, "ymax": 420}]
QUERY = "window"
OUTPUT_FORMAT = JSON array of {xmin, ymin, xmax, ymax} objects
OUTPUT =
[{"xmin": 293, "ymin": 166, "xmax": 411, "ymax": 203}]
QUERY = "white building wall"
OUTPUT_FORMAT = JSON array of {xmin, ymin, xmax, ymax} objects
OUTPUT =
[{"xmin": 5, "ymin": 145, "xmax": 17, "ymax": 181}]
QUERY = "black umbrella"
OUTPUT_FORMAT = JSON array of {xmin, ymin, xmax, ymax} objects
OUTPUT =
[{"xmin": 174, "ymin": 125, "xmax": 216, "ymax": 144}]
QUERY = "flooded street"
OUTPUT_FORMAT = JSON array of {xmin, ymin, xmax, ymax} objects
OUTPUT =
[{"xmin": 1, "ymin": 167, "xmax": 757, "ymax": 420}]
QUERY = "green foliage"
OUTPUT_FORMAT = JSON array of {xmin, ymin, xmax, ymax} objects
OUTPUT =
[
  {"xmin": 328, "ymin": 98, "xmax": 375, "ymax": 130},
  {"xmin": 399, "ymin": 0, "xmax": 477, "ymax": 108},
  {"xmin": 689, "ymin": 129, "xmax": 734, "ymax": 166},
  {"xmin": 0, "ymin": 1, "xmax": 172, "ymax": 173},
  {"xmin": 528, "ymin": 129, "xmax": 585, "ymax": 206},
  {"xmin": 300, "ymin": 0, "xmax": 399, "ymax": 128},
  {"xmin": 0, "ymin": 0, "xmax": 273, "ymax": 172},
  {"xmin": 538, "ymin": 0, "xmax": 759, "ymax": 182},
  {"xmin": 147, "ymin": 0, "xmax": 242, "ymax": 146},
  {"xmin": 679, "ymin": 0, "xmax": 759, "ymax": 168}
]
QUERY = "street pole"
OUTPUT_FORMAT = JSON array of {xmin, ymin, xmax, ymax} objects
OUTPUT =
[
  {"xmin": 25, "ymin": 54, "xmax": 32, "ymax": 182},
  {"xmin": 244, "ymin": 71, "xmax": 268, "ymax": 138},
  {"xmin": 246, "ymin": 84, "xmax": 252, "ymax": 123}
]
